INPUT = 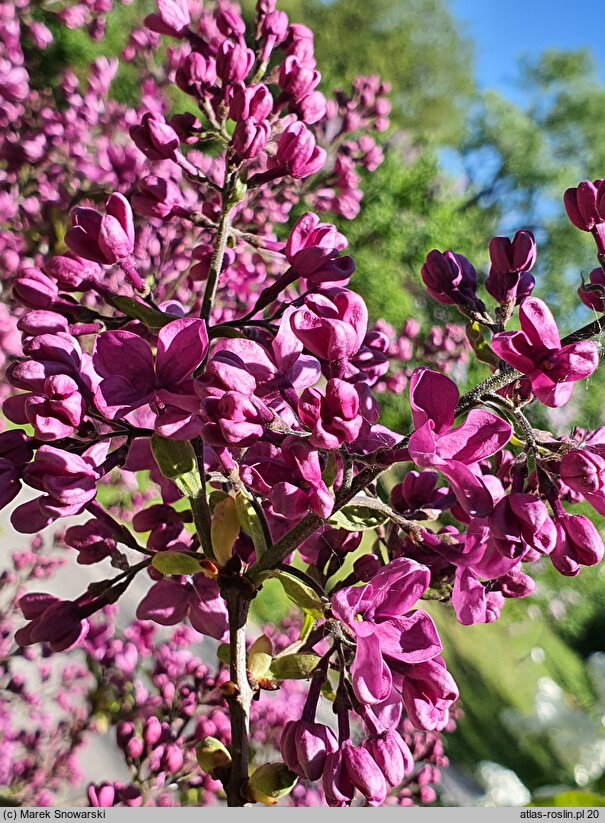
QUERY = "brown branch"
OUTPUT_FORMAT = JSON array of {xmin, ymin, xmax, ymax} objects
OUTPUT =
[{"xmin": 222, "ymin": 584, "xmax": 255, "ymax": 807}]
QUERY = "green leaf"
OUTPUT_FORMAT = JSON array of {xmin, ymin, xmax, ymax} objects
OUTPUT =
[
  {"xmin": 320, "ymin": 681, "xmax": 336, "ymax": 702},
  {"xmin": 109, "ymin": 295, "xmax": 177, "ymax": 330},
  {"xmin": 151, "ymin": 435, "xmax": 202, "ymax": 498},
  {"xmin": 152, "ymin": 552, "xmax": 203, "ymax": 576},
  {"xmin": 300, "ymin": 612, "xmax": 315, "ymax": 642},
  {"xmin": 235, "ymin": 492, "xmax": 268, "ymax": 557},
  {"xmin": 530, "ymin": 791, "xmax": 605, "ymax": 807},
  {"xmin": 329, "ymin": 504, "xmax": 388, "ymax": 531},
  {"xmin": 247, "ymin": 762, "xmax": 298, "ymax": 805},
  {"xmin": 248, "ymin": 634, "xmax": 273, "ymax": 678},
  {"xmin": 466, "ymin": 321, "xmax": 499, "ymax": 368},
  {"xmin": 321, "ymin": 451, "xmax": 339, "ymax": 489},
  {"xmin": 270, "ymin": 653, "xmax": 321, "ymax": 680},
  {"xmin": 271, "ymin": 569, "xmax": 324, "ymax": 619},
  {"xmin": 211, "ymin": 496, "xmax": 240, "ymax": 566},
  {"xmin": 196, "ymin": 737, "xmax": 231, "ymax": 776},
  {"xmin": 217, "ymin": 643, "xmax": 230, "ymax": 666}
]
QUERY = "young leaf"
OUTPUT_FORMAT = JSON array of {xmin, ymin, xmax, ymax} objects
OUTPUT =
[
  {"xmin": 151, "ymin": 435, "xmax": 202, "ymax": 498},
  {"xmin": 248, "ymin": 634, "xmax": 273, "ymax": 678},
  {"xmin": 235, "ymin": 492, "xmax": 268, "ymax": 557},
  {"xmin": 271, "ymin": 569, "xmax": 324, "ymax": 619},
  {"xmin": 211, "ymin": 496, "xmax": 240, "ymax": 566},
  {"xmin": 151, "ymin": 551, "xmax": 203, "ymax": 576},
  {"xmin": 270, "ymin": 653, "xmax": 321, "ymax": 680},
  {"xmin": 109, "ymin": 295, "xmax": 177, "ymax": 330},
  {"xmin": 329, "ymin": 504, "xmax": 388, "ymax": 531},
  {"xmin": 246, "ymin": 762, "xmax": 298, "ymax": 805}
]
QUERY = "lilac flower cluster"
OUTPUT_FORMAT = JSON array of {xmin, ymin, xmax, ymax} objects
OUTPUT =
[{"xmin": 2, "ymin": 0, "xmax": 605, "ymax": 809}]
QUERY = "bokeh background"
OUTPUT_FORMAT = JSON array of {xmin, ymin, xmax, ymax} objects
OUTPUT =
[{"xmin": 11, "ymin": 0, "xmax": 605, "ymax": 805}]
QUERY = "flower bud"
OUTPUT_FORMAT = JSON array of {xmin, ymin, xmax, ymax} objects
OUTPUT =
[
  {"xmin": 13, "ymin": 267, "xmax": 58, "ymax": 309},
  {"xmin": 143, "ymin": 716, "xmax": 163, "ymax": 747},
  {"xmin": 486, "ymin": 231, "xmax": 536, "ymax": 305},
  {"xmin": 229, "ymin": 84, "xmax": 273, "ymax": 122},
  {"xmin": 551, "ymin": 514, "xmax": 605, "ymax": 576},
  {"xmin": 130, "ymin": 112, "xmax": 180, "ymax": 162},
  {"xmin": 279, "ymin": 720, "xmax": 337, "ymax": 781},
  {"xmin": 564, "ymin": 179, "xmax": 605, "ymax": 253},
  {"xmin": 145, "ymin": 0, "xmax": 190, "ymax": 38},
  {"xmin": 365, "ymin": 730, "xmax": 413, "ymax": 788},
  {"xmin": 88, "ymin": 784, "xmax": 116, "ymax": 808},
  {"xmin": 278, "ymin": 55, "xmax": 320, "ymax": 102},
  {"xmin": 276, "ymin": 122, "xmax": 326, "ymax": 178},
  {"xmin": 421, "ymin": 250, "xmax": 479, "ymax": 309},
  {"xmin": 175, "ymin": 53, "xmax": 217, "ymax": 97},
  {"xmin": 342, "ymin": 742, "xmax": 387, "ymax": 806},
  {"xmin": 298, "ymin": 91, "xmax": 327, "ymax": 124},
  {"xmin": 216, "ymin": 41, "xmax": 254, "ymax": 84},
  {"xmin": 246, "ymin": 762, "xmax": 298, "ymax": 806},
  {"xmin": 560, "ymin": 449, "xmax": 605, "ymax": 496},
  {"xmin": 578, "ymin": 267, "xmax": 605, "ymax": 313},
  {"xmin": 232, "ymin": 119, "xmax": 271, "ymax": 161}
]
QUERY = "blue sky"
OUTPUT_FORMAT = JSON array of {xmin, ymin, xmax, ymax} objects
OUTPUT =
[{"xmin": 450, "ymin": 0, "xmax": 605, "ymax": 99}]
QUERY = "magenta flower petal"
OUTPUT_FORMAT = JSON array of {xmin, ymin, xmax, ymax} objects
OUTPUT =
[
  {"xmin": 452, "ymin": 567, "xmax": 487, "ymax": 626},
  {"xmin": 156, "ymin": 318, "xmax": 209, "ymax": 388},
  {"xmin": 436, "ymin": 409, "xmax": 512, "ymax": 463},
  {"xmin": 376, "ymin": 611, "xmax": 442, "ymax": 664},
  {"xmin": 409, "ymin": 368, "xmax": 458, "ymax": 433},
  {"xmin": 351, "ymin": 626, "xmax": 392, "ymax": 704},
  {"xmin": 136, "ymin": 579, "xmax": 190, "ymax": 625}
]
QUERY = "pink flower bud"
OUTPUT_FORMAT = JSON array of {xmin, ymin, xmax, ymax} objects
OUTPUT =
[
  {"xmin": 143, "ymin": 716, "xmax": 163, "ymax": 747},
  {"xmin": 88, "ymin": 784, "xmax": 116, "ymax": 808},
  {"xmin": 365, "ymin": 730, "xmax": 413, "ymax": 788},
  {"xmin": 229, "ymin": 84, "xmax": 273, "ymax": 122},
  {"xmin": 486, "ymin": 231, "xmax": 537, "ymax": 305},
  {"xmin": 130, "ymin": 112, "xmax": 180, "ymax": 162},
  {"xmin": 145, "ymin": 0, "xmax": 191, "ymax": 38},
  {"xmin": 232, "ymin": 118, "xmax": 271, "ymax": 161},
  {"xmin": 421, "ymin": 250, "xmax": 479, "ymax": 309},
  {"xmin": 298, "ymin": 91, "xmax": 327, "ymax": 124},
  {"xmin": 216, "ymin": 41, "xmax": 254, "ymax": 84},
  {"xmin": 13, "ymin": 268, "xmax": 59, "ymax": 309},
  {"xmin": 279, "ymin": 55, "xmax": 321, "ymax": 102},
  {"xmin": 560, "ymin": 449, "xmax": 605, "ymax": 496},
  {"xmin": 578, "ymin": 267, "xmax": 605, "ymax": 313},
  {"xmin": 552, "ymin": 514, "xmax": 605, "ymax": 576},
  {"xmin": 564, "ymin": 179, "xmax": 605, "ymax": 253},
  {"xmin": 175, "ymin": 53, "xmax": 217, "ymax": 97},
  {"xmin": 276, "ymin": 122, "xmax": 326, "ymax": 178}
]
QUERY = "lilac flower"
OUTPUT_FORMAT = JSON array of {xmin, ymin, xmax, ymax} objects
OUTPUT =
[
  {"xmin": 323, "ymin": 742, "xmax": 387, "ymax": 807},
  {"xmin": 486, "ymin": 230, "xmax": 536, "ymax": 306},
  {"xmin": 578, "ymin": 267, "xmax": 605, "ymax": 313},
  {"xmin": 421, "ymin": 250, "xmax": 480, "ymax": 310},
  {"xmin": 276, "ymin": 122, "xmax": 327, "ymax": 179},
  {"xmin": 563, "ymin": 179, "xmax": 605, "ymax": 253},
  {"xmin": 93, "ymin": 317, "xmax": 208, "ymax": 437},
  {"xmin": 240, "ymin": 439, "xmax": 333, "ymax": 520},
  {"xmin": 136, "ymin": 574, "xmax": 228, "ymax": 640},
  {"xmin": 66, "ymin": 193, "xmax": 135, "ymax": 266},
  {"xmin": 285, "ymin": 212, "xmax": 355, "ymax": 286},
  {"xmin": 488, "ymin": 493, "xmax": 557, "ymax": 560},
  {"xmin": 408, "ymin": 368, "xmax": 512, "ymax": 516},
  {"xmin": 281, "ymin": 720, "xmax": 338, "ymax": 781},
  {"xmin": 298, "ymin": 379, "xmax": 371, "ymax": 449},
  {"xmin": 491, "ymin": 297, "xmax": 600, "ymax": 407},
  {"xmin": 331, "ymin": 557, "xmax": 443, "ymax": 705},
  {"xmin": 290, "ymin": 288, "xmax": 368, "ymax": 366},
  {"xmin": 15, "ymin": 594, "xmax": 89, "ymax": 652}
]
